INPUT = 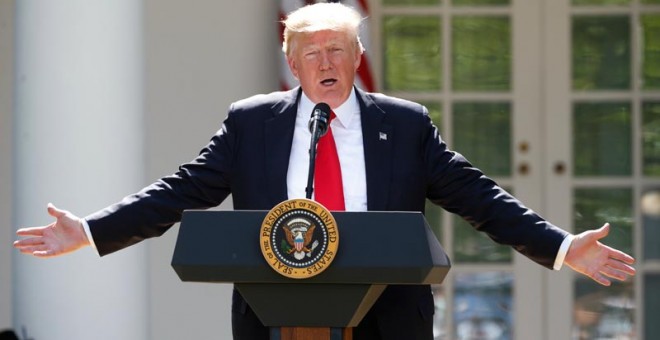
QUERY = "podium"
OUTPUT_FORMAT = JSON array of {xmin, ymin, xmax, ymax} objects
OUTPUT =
[{"xmin": 171, "ymin": 210, "xmax": 451, "ymax": 339}]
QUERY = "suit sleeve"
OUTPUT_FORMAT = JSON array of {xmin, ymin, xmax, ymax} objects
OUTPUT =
[
  {"xmin": 421, "ymin": 113, "xmax": 568, "ymax": 269},
  {"xmin": 85, "ymin": 109, "xmax": 239, "ymax": 256}
]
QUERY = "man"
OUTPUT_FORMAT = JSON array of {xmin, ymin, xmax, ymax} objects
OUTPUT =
[{"xmin": 14, "ymin": 3, "xmax": 636, "ymax": 340}]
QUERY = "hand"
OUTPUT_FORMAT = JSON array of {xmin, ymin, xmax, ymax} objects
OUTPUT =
[
  {"xmin": 14, "ymin": 203, "xmax": 90, "ymax": 258},
  {"xmin": 564, "ymin": 223, "xmax": 636, "ymax": 286}
]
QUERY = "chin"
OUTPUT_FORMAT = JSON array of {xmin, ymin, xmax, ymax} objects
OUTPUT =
[{"xmin": 318, "ymin": 92, "xmax": 348, "ymax": 108}]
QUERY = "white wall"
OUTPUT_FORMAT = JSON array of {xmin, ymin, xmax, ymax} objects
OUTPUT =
[
  {"xmin": 143, "ymin": 1, "xmax": 279, "ymax": 339},
  {"xmin": 0, "ymin": 0, "xmax": 14, "ymax": 331}
]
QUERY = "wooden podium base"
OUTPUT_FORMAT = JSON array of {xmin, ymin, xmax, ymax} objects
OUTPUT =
[{"xmin": 270, "ymin": 327, "xmax": 352, "ymax": 340}]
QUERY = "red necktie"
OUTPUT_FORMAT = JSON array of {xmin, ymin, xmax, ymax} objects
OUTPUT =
[{"xmin": 314, "ymin": 111, "xmax": 345, "ymax": 211}]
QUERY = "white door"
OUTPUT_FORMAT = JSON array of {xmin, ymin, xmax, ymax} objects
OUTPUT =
[
  {"xmin": 544, "ymin": 0, "xmax": 660, "ymax": 339},
  {"xmin": 373, "ymin": 0, "xmax": 660, "ymax": 338}
]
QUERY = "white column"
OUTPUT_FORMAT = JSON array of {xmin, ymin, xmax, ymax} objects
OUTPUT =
[{"xmin": 13, "ymin": 1, "xmax": 149, "ymax": 339}]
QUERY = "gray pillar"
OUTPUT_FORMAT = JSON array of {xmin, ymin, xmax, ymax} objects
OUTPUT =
[
  {"xmin": 0, "ymin": 0, "xmax": 15, "ymax": 331},
  {"xmin": 13, "ymin": 1, "xmax": 149, "ymax": 339}
]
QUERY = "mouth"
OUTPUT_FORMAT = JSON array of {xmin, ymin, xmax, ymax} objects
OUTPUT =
[{"xmin": 320, "ymin": 78, "xmax": 337, "ymax": 87}]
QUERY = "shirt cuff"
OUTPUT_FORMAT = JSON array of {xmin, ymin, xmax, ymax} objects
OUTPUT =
[
  {"xmin": 553, "ymin": 233, "xmax": 575, "ymax": 270},
  {"xmin": 81, "ymin": 218, "xmax": 100, "ymax": 256}
]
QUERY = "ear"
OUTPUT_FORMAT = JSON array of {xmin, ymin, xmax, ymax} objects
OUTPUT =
[
  {"xmin": 353, "ymin": 49, "xmax": 362, "ymax": 71},
  {"xmin": 287, "ymin": 56, "xmax": 300, "ymax": 80}
]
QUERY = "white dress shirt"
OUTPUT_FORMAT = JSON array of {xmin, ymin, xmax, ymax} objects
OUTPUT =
[{"xmin": 286, "ymin": 90, "xmax": 367, "ymax": 212}]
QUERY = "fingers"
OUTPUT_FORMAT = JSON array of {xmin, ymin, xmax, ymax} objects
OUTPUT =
[
  {"xmin": 590, "ymin": 249, "xmax": 637, "ymax": 286},
  {"xmin": 604, "ymin": 247, "xmax": 636, "ymax": 276},
  {"xmin": 589, "ymin": 272, "xmax": 612, "ymax": 287},
  {"xmin": 607, "ymin": 260, "xmax": 636, "ymax": 277},
  {"xmin": 15, "ymin": 203, "xmax": 66, "ymax": 237},
  {"xmin": 599, "ymin": 263, "xmax": 630, "ymax": 282},
  {"xmin": 14, "ymin": 204, "xmax": 87, "ymax": 258},
  {"xmin": 16, "ymin": 225, "xmax": 50, "ymax": 237},
  {"xmin": 14, "ymin": 237, "xmax": 44, "ymax": 247},
  {"xmin": 33, "ymin": 250, "xmax": 56, "ymax": 258},
  {"xmin": 608, "ymin": 247, "xmax": 636, "ymax": 265},
  {"xmin": 17, "ymin": 246, "xmax": 59, "ymax": 258},
  {"xmin": 16, "ymin": 244, "xmax": 47, "ymax": 254},
  {"xmin": 14, "ymin": 236, "xmax": 62, "ymax": 257},
  {"xmin": 13, "ymin": 237, "xmax": 47, "ymax": 255}
]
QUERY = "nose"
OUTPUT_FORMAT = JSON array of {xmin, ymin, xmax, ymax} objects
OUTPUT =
[{"xmin": 319, "ymin": 52, "xmax": 332, "ymax": 71}]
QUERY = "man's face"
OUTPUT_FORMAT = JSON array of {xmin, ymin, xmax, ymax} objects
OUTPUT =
[{"xmin": 287, "ymin": 29, "xmax": 361, "ymax": 109}]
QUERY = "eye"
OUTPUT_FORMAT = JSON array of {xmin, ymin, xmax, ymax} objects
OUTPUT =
[{"xmin": 304, "ymin": 51, "xmax": 319, "ymax": 60}]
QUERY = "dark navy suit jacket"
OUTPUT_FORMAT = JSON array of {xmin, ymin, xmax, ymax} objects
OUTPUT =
[{"xmin": 86, "ymin": 87, "xmax": 568, "ymax": 337}]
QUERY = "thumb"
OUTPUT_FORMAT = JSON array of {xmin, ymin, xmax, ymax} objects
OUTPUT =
[
  {"xmin": 47, "ymin": 203, "xmax": 67, "ymax": 219},
  {"xmin": 591, "ymin": 222, "xmax": 610, "ymax": 240}
]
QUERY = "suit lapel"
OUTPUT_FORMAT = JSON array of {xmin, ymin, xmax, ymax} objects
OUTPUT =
[
  {"xmin": 264, "ymin": 88, "xmax": 301, "ymax": 206},
  {"xmin": 356, "ymin": 88, "xmax": 393, "ymax": 211},
  {"xmin": 263, "ymin": 87, "xmax": 392, "ymax": 210}
]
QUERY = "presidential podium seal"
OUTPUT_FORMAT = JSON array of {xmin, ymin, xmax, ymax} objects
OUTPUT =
[{"xmin": 260, "ymin": 198, "xmax": 339, "ymax": 279}]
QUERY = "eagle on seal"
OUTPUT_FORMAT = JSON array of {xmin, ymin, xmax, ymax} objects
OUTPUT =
[{"xmin": 283, "ymin": 219, "xmax": 317, "ymax": 260}]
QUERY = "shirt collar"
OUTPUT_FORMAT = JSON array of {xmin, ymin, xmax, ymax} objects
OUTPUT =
[{"xmin": 298, "ymin": 88, "xmax": 360, "ymax": 129}]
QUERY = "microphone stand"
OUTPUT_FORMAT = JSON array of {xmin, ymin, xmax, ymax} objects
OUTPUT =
[
  {"xmin": 305, "ymin": 125, "xmax": 322, "ymax": 200},
  {"xmin": 305, "ymin": 103, "xmax": 331, "ymax": 200}
]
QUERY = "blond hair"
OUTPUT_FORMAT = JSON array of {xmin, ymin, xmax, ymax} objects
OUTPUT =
[{"xmin": 281, "ymin": 2, "xmax": 365, "ymax": 56}]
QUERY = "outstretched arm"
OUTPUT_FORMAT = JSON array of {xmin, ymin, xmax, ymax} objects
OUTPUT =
[
  {"xmin": 14, "ymin": 203, "xmax": 90, "ymax": 258},
  {"xmin": 564, "ymin": 223, "xmax": 636, "ymax": 286}
]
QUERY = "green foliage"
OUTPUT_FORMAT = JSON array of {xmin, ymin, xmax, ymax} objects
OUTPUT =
[
  {"xmin": 643, "ymin": 102, "xmax": 660, "ymax": 176},
  {"xmin": 453, "ymin": 0, "xmax": 509, "ymax": 5},
  {"xmin": 452, "ymin": 17, "xmax": 511, "ymax": 91},
  {"xmin": 573, "ymin": 0, "xmax": 629, "ymax": 5},
  {"xmin": 453, "ymin": 102, "xmax": 511, "ymax": 176},
  {"xmin": 642, "ymin": 15, "xmax": 660, "ymax": 89},
  {"xmin": 573, "ymin": 103, "xmax": 632, "ymax": 176},
  {"xmin": 572, "ymin": 16, "xmax": 631, "ymax": 90},
  {"xmin": 383, "ymin": 16, "xmax": 442, "ymax": 91}
]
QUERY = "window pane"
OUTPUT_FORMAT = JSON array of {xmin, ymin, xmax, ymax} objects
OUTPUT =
[
  {"xmin": 642, "ymin": 189, "xmax": 660, "ymax": 260},
  {"xmin": 384, "ymin": 0, "xmax": 440, "ymax": 4},
  {"xmin": 573, "ymin": 0, "xmax": 630, "ymax": 4},
  {"xmin": 454, "ymin": 272, "xmax": 513, "ymax": 339},
  {"xmin": 453, "ymin": 102, "xmax": 511, "ymax": 176},
  {"xmin": 432, "ymin": 284, "xmax": 449, "ymax": 339},
  {"xmin": 453, "ymin": 0, "xmax": 509, "ymax": 5},
  {"xmin": 573, "ymin": 102, "xmax": 631, "ymax": 176},
  {"xmin": 574, "ymin": 188, "xmax": 633, "ymax": 256},
  {"xmin": 452, "ymin": 16, "xmax": 511, "ymax": 91},
  {"xmin": 646, "ymin": 274, "xmax": 660, "ymax": 339},
  {"xmin": 643, "ymin": 102, "xmax": 660, "ymax": 176},
  {"xmin": 422, "ymin": 101, "xmax": 443, "ymax": 133},
  {"xmin": 574, "ymin": 278, "xmax": 635, "ymax": 339},
  {"xmin": 572, "ymin": 16, "xmax": 630, "ymax": 90},
  {"xmin": 642, "ymin": 15, "xmax": 660, "ymax": 89},
  {"xmin": 383, "ymin": 16, "xmax": 441, "ymax": 91},
  {"xmin": 453, "ymin": 216, "xmax": 513, "ymax": 263}
]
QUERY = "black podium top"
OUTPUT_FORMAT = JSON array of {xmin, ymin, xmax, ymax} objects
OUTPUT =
[{"xmin": 172, "ymin": 210, "xmax": 450, "ymax": 285}]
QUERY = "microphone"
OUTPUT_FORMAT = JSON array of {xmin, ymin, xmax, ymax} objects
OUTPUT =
[
  {"xmin": 308, "ymin": 102, "xmax": 331, "ymax": 140},
  {"xmin": 305, "ymin": 103, "xmax": 331, "ymax": 199}
]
